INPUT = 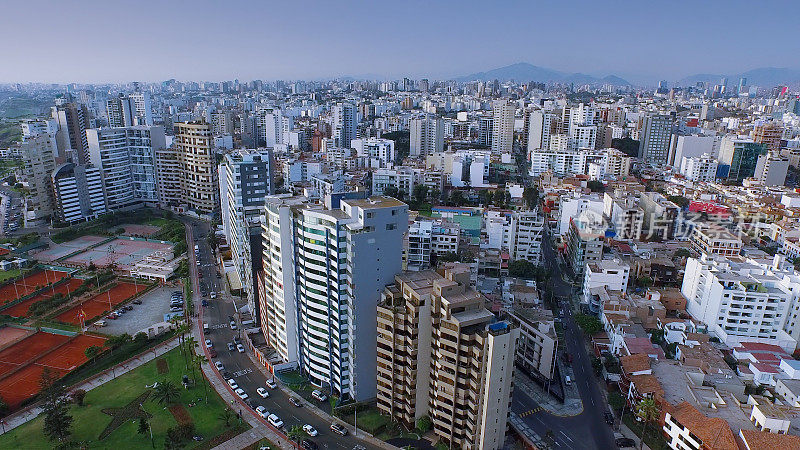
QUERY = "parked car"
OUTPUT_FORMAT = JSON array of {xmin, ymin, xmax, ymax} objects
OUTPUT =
[
  {"xmin": 227, "ymin": 343, "xmax": 235, "ymax": 351},
  {"xmin": 255, "ymin": 406, "xmax": 268, "ymax": 419},
  {"xmin": 302, "ymin": 424, "xmax": 318, "ymax": 437},
  {"xmin": 132, "ymin": 299, "xmax": 142, "ymax": 305},
  {"xmin": 330, "ymin": 423, "xmax": 348, "ymax": 436},
  {"xmin": 604, "ymin": 411, "xmax": 614, "ymax": 425},
  {"xmin": 214, "ymin": 361, "xmax": 224, "ymax": 371},
  {"xmin": 94, "ymin": 320, "xmax": 107, "ymax": 327},
  {"xmin": 234, "ymin": 388, "xmax": 248, "ymax": 399},
  {"xmin": 265, "ymin": 379, "xmax": 277, "ymax": 389},
  {"xmin": 257, "ymin": 388, "xmax": 270, "ymax": 398},
  {"xmin": 205, "ymin": 339, "xmax": 213, "ymax": 348},
  {"xmin": 227, "ymin": 379, "xmax": 238, "ymax": 389},
  {"xmin": 267, "ymin": 414, "xmax": 283, "ymax": 428},
  {"xmin": 616, "ymin": 438, "xmax": 636, "ymax": 448},
  {"xmin": 230, "ymin": 321, "xmax": 237, "ymax": 330},
  {"xmin": 236, "ymin": 344, "xmax": 245, "ymax": 353},
  {"xmin": 289, "ymin": 397, "xmax": 302, "ymax": 407},
  {"xmin": 311, "ymin": 390, "xmax": 327, "ymax": 402},
  {"xmin": 301, "ymin": 439, "xmax": 318, "ymax": 450}
]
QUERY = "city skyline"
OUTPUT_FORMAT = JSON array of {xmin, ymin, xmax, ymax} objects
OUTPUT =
[{"xmin": 2, "ymin": 0, "xmax": 800, "ymax": 84}]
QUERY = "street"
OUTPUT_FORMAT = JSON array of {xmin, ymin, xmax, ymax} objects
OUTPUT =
[
  {"xmin": 510, "ymin": 227, "xmax": 617, "ymax": 449},
  {"xmin": 186, "ymin": 218, "xmax": 381, "ymax": 450}
]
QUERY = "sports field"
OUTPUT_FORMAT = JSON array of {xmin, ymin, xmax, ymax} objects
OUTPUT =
[
  {"xmin": 55, "ymin": 282, "xmax": 148, "ymax": 325},
  {"xmin": 0, "ymin": 270, "xmax": 69, "ymax": 304},
  {"xmin": 64, "ymin": 238, "xmax": 173, "ymax": 272},
  {"xmin": 0, "ymin": 331, "xmax": 105, "ymax": 408},
  {"xmin": 1, "ymin": 278, "xmax": 84, "ymax": 318}
]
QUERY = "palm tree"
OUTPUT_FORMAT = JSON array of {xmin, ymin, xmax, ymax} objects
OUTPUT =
[
  {"xmin": 218, "ymin": 408, "xmax": 234, "ymax": 428},
  {"xmin": 634, "ymin": 397, "xmax": 660, "ymax": 450},
  {"xmin": 288, "ymin": 425, "xmax": 306, "ymax": 444},
  {"xmin": 153, "ymin": 381, "xmax": 180, "ymax": 406},
  {"xmin": 192, "ymin": 353, "xmax": 209, "ymax": 402}
]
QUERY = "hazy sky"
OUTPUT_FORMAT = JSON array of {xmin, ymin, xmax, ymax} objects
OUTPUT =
[{"xmin": 2, "ymin": 0, "xmax": 799, "ymax": 84}]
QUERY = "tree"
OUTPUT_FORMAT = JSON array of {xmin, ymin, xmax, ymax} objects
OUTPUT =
[
  {"xmin": 85, "ymin": 346, "xmax": 101, "ymax": 363},
  {"xmin": 449, "ymin": 190, "xmax": 465, "ymax": 206},
  {"xmin": 218, "ymin": 408, "xmax": 234, "ymax": 428},
  {"xmin": 634, "ymin": 398, "xmax": 660, "ymax": 450},
  {"xmin": 134, "ymin": 332, "xmax": 149, "ymax": 344},
  {"xmin": 416, "ymin": 415, "xmax": 432, "ymax": 433},
  {"xmin": 586, "ymin": 180, "xmax": 605, "ymax": 192},
  {"xmin": 611, "ymin": 137, "xmax": 640, "ymax": 157},
  {"xmin": 71, "ymin": 389, "xmax": 86, "ymax": 406},
  {"xmin": 672, "ymin": 248, "xmax": 690, "ymax": 259},
  {"xmin": 0, "ymin": 395, "xmax": 8, "ymax": 417},
  {"xmin": 288, "ymin": 425, "xmax": 306, "ymax": 443},
  {"xmin": 636, "ymin": 276, "xmax": 653, "ymax": 288},
  {"xmin": 574, "ymin": 314, "xmax": 603, "ymax": 336},
  {"xmin": 667, "ymin": 195, "xmax": 689, "ymax": 209},
  {"xmin": 523, "ymin": 187, "xmax": 539, "ymax": 209},
  {"xmin": 493, "ymin": 189, "xmax": 506, "ymax": 207},
  {"xmin": 609, "ymin": 392, "xmax": 626, "ymax": 414},
  {"xmin": 43, "ymin": 400, "xmax": 72, "ymax": 443},
  {"xmin": 508, "ymin": 260, "xmax": 538, "ymax": 279},
  {"xmin": 383, "ymin": 185, "xmax": 400, "ymax": 200},
  {"xmin": 153, "ymin": 381, "xmax": 180, "ymax": 405},
  {"xmin": 412, "ymin": 184, "xmax": 428, "ymax": 204},
  {"xmin": 430, "ymin": 187, "xmax": 442, "ymax": 204}
]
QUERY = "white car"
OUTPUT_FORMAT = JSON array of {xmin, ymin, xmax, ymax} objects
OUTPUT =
[
  {"xmin": 227, "ymin": 379, "xmax": 238, "ymax": 389},
  {"xmin": 255, "ymin": 406, "xmax": 268, "ymax": 418},
  {"xmin": 311, "ymin": 389, "xmax": 328, "ymax": 402},
  {"xmin": 205, "ymin": 339, "xmax": 213, "ymax": 348},
  {"xmin": 214, "ymin": 361, "xmax": 224, "ymax": 371},
  {"xmin": 302, "ymin": 424, "xmax": 318, "ymax": 437},
  {"xmin": 257, "ymin": 387, "xmax": 270, "ymax": 398},
  {"xmin": 237, "ymin": 344, "xmax": 245, "ymax": 353},
  {"xmin": 265, "ymin": 379, "xmax": 277, "ymax": 389},
  {"xmin": 230, "ymin": 321, "xmax": 237, "ymax": 330},
  {"xmin": 210, "ymin": 292, "xmax": 217, "ymax": 299},
  {"xmin": 267, "ymin": 414, "xmax": 283, "ymax": 428},
  {"xmin": 235, "ymin": 388, "xmax": 248, "ymax": 399}
]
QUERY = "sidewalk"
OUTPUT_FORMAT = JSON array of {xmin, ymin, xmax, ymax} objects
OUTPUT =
[
  {"xmin": 513, "ymin": 372, "xmax": 583, "ymax": 417},
  {"xmin": 619, "ymin": 422, "xmax": 652, "ymax": 450},
  {"xmin": 0, "ymin": 337, "xmax": 180, "ymax": 434}
]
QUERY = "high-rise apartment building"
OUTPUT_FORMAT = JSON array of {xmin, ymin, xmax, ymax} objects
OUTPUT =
[
  {"xmin": 754, "ymin": 151, "xmax": 789, "ymax": 186},
  {"xmin": 106, "ymin": 94, "xmax": 135, "ymax": 127},
  {"xmin": 220, "ymin": 149, "xmax": 275, "ymax": 324},
  {"xmin": 51, "ymin": 162, "xmax": 106, "ymax": 223},
  {"xmin": 332, "ymin": 102, "xmax": 357, "ymax": 148},
  {"xmin": 491, "ymin": 100, "xmax": 515, "ymax": 153},
  {"xmin": 20, "ymin": 133, "xmax": 57, "ymax": 223},
  {"xmin": 680, "ymin": 154, "xmax": 718, "ymax": 183},
  {"xmin": 86, "ymin": 126, "xmax": 165, "ymax": 210},
  {"xmin": 409, "ymin": 115, "xmax": 444, "ymax": 156},
  {"xmin": 377, "ymin": 265, "xmax": 518, "ymax": 449},
  {"xmin": 256, "ymin": 108, "xmax": 293, "ymax": 148},
  {"xmin": 753, "ymin": 121, "xmax": 783, "ymax": 153},
  {"xmin": 638, "ymin": 114, "xmax": 673, "ymax": 164},
  {"xmin": 51, "ymin": 102, "xmax": 90, "ymax": 164},
  {"xmin": 171, "ymin": 121, "xmax": 217, "ymax": 214},
  {"xmin": 526, "ymin": 110, "xmax": 558, "ymax": 152},
  {"xmin": 261, "ymin": 195, "xmax": 408, "ymax": 401}
]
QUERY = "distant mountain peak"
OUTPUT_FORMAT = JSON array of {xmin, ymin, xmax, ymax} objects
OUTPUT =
[{"xmin": 456, "ymin": 62, "xmax": 630, "ymax": 86}]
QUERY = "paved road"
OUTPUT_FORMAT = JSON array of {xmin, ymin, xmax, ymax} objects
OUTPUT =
[
  {"xmin": 510, "ymin": 227, "xmax": 617, "ymax": 449},
  {"xmin": 186, "ymin": 218, "xmax": 382, "ymax": 450}
]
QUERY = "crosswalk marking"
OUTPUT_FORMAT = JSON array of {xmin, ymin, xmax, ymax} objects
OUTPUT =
[{"xmin": 519, "ymin": 406, "xmax": 543, "ymax": 417}]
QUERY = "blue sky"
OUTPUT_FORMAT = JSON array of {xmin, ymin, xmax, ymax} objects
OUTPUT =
[{"xmin": 1, "ymin": 0, "xmax": 798, "ymax": 84}]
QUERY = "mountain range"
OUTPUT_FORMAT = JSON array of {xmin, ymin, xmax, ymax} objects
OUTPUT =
[
  {"xmin": 456, "ymin": 63, "xmax": 632, "ymax": 86},
  {"xmin": 456, "ymin": 63, "xmax": 800, "ymax": 88}
]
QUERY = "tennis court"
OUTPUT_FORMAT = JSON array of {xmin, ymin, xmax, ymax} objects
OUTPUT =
[
  {"xmin": 0, "ymin": 270, "xmax": 69, "ymax": 304},
  {"xmin": 33, "ymin": 235, "xmax": 109, "ymax": 262},
  {"xmin": 0, "ymin": 326, "xmax": 29, "ymax": 347},
  {"xmin": 0, "ymin": 331, "xmax": 72, "ymax": 377},
  {"xmin": 55, "ymin": 282, "xmax": 148, "ymax": 325},
  {"xmin": 0, "ymin": 332, "xmax": 106, "ymax": 408},
  {"xmin": 63, "ymin": 238, "xmax": 174, "ymax": 272},
  {"xmin": 1, "ymin": 278, "xmax": 85, "ymax": 318}
]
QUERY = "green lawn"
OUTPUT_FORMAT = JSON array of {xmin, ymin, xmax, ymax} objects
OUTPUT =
[
  {"xmin": 0, "ymin": 268, "xmax": 21, "ymax": 284},
  {"xmin": 622, "ymin": 412, "xmax": 667, "ymax": 450},
  {"xmin": 0, "ymin": 347, "xmax": 247, "ymax": 449}
]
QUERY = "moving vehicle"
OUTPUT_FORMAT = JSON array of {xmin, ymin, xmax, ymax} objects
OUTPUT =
[
  {"xmin": 236, "ymin": 344, "xmax": 245, "ymax": 353},
  {"xmin": 257, "ymin": 387, "xmax": 270, "ymax": 398},
  {"xmin": 565, "ymin": 375, "xmax": 572, "ymax": 385},
  {"xmin": 302, "ymin": 424, "xmax": 318, "ymax": 437},
  {"xmin": 289, "ymin": 397, "xmax": 302, "ymax": 407}
]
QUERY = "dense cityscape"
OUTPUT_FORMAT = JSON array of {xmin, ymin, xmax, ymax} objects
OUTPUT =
[{"xmin": 2, "ymin": 3, "xmax": 800, "ymax": 450}]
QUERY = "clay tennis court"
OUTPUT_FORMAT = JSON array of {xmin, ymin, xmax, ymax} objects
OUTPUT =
[
  {"xmin": 0, "ymin": 270, "xmax": 69, "ymax": 304},
  {"xmin": 0, "ymin": 332, "xmax": 106, "ymax": 408},
  {"xmin": 64, "ymin": 237, "xmax": 174, "ymax": 272},
  {"xmin": 0, "ymin": 326, "xmax": 29, "ymax": 347},
  {"xmin": 55, "ymin": 282, "xmax": 148, "ymax": 324},
  {"xmin": 1, "ymin": 278, "xmax": 85, "ymax": 318},
  {"xmin": 0, "ymin": 331, "xmax": 72, "ymax": 377}
]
